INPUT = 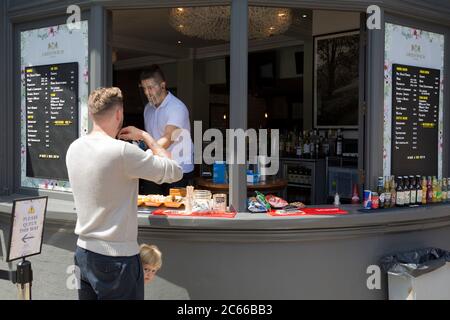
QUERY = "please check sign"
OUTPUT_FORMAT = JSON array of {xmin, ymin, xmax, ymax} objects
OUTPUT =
[{"xmin": 7, "ymin": 197, "xmax": 48, "ymax": 262}]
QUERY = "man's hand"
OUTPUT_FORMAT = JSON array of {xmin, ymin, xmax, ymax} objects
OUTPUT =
[{"xmin": 118, "ymin": 126, "xmax": 145, "ymax": 141}]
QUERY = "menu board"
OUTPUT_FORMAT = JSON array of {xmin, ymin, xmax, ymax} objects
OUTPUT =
[
  {"xmin": 391, "ymin": 64, "xmax": 440, "ymax": 176},
  {"xmin": 25, "ymin": 62, "xmax": 79, "ymax": 180}
]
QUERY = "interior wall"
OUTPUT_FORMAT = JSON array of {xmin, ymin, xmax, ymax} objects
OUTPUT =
[{"xmin": 313, "ymin": 10, "xmax": 361, "ymax": 35}]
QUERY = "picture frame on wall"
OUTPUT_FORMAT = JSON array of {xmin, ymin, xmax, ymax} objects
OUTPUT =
[{"xmin": 314, "ymin": 30, "xmax": 360, "ymax": 128}]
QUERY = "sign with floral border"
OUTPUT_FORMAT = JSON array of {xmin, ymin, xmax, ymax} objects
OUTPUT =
[
  {"xmin": 383, "ymin": 23, "xmax": 445, "ymax": 178},
  {"xmin": 20, "ymin": 22, "xmax": 89, "ymax": 192}
]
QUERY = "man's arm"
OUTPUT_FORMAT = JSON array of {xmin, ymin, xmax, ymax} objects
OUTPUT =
[
  {"xmin": 118, "ymin": 126, "xmax": 171, "ymax": 159},
  {"xmin": 157, "ymin": 125, "xmax": 181, "ymax": 149}
]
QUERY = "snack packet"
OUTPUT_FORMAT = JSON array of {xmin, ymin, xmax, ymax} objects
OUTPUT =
[{"xmin": 248, "ymin": 197, "xmax": 268, "ymax": 213}]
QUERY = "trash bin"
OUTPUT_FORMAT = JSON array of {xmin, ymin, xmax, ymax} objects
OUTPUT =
[{"xmin": 380, "ymin": 247, "xmax": 450, "ymax": 300}]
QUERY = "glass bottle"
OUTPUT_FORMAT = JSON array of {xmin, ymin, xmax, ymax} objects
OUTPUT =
[
  {"xmin": 396, "ymin": 176, "xmax": 404, "ymax": 207},
  {"xmin": 390, "ymin": 176, "xmax": 397, "ymax": 207},
  {"xmin": 403, "ymin": 176, "xmax": 410, "ymax": 206},
  {"xmin": 421, "ymin": 176, "xmax": 427, "ymax": 205},
  {"xmin": 409, "ymin": 175, "xmax": 416, "ymax": 205},
  {"xmin": 384, "ymin": 176, "xmax": 391, "ymax": 208},
  {"xmin": 336, "ymin": 129, "xmax": 343, "ymax": 156},
  {"xmin": 447, "ymin": 178, "xmax": 450, "ymax": 202},
  {"xmin": 442, "ymin": 178, "xmax": 447, "ymax": 203},
  {"xmin": 427, "ymin": 176, "xmax": 433, "ymax": 203},
  {"xmin": 436, "ymin": 178, "xmax": 442, "ymax": 203},
  {"xmin": 415, "ymin": 175, "xmax": 422, "ymax": 205},
  {"xmin": 377, "ymin": 177, "xmax": 385, "ymax": 209},
  {"xmin": 432, "ymin": 176, "xmax": 437, "ymax": 203}
]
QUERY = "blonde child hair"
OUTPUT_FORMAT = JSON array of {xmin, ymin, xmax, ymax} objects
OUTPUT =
[{"xmin": 139, "ymin": 244, "xmax": 162, "ymax": 269}]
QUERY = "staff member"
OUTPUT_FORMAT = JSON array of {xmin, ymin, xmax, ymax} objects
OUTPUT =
[{"xmin": 139, "ymin": 64, "xmax": 194, "ymax": 195}]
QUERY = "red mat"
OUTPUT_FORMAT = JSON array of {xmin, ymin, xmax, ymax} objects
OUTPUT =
[
  {"xmin": 268, "ymin": 207, "xmax": 348, "ymax": 216},
  {"xmin": 152, "ymin": 209, "xmax": 237, "ymax": 218}
]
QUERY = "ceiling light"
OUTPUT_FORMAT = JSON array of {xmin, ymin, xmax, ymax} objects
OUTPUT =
[{"xmin": 169, "ymin": 7, "xmax": 292, "ymax": 41}]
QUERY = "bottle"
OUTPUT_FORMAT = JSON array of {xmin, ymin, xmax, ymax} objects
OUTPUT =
[
  {"xmin": 409, "ymin": 175, "xmax": 416, "ymax": 205},
  {"xmin": 336, "ymin": 129, "xmax": 343, "ymax": 156},
  {"xmin": 432, "ymin": 176, "xmax": 437, "ymax": 203},
  {"xmin": 296, "ymin": 134, "xmax": 303, "ymax": 157},
  {"xmin": 334, "ymin": 192, "xmax": 340, "ymax": 206},
  {"xmin": 310, "ymin": 131, "xmax": 316, "ymax": 158},
  {"xmin": 303, "ymin": 132, "xmax": 310, "ymax": 158},
  {"xmin": 403, "ymin": 176, "xmax": 410, "ymax": 206},
  {"xmin": 436, "ymin": 178, "xmax": 442, "ymax": 203},
  {"xmin": 396, "ymin": 176, "xmax": 404, "ymax": 207},
  {"xmin": 447, "ymin": 177, "xmax": 450, "ymax": 203},
  {"xmin": 384, "ymin": 176, "xmax": 391, "ymax": 208},
  {"xmin": 416, "ymin": 175, "xmax": 423, "ymax": 205},
  {"xmin": 427, "ymin": 176, "xmax": 433, "ymax": 203},
  {"xmin": 322, "ymin": 132, "xmax": 330, "ymax": 157},
  {"xmin": 351, "ymin": 183, "xmax": 360, "ymax": 204},
  {"xmin": 423, "ymin": 176, "xmax": 429, "ymax": 204},
  {"xmin": 442, "ymin": 178, "xmax": 447, "ymax": 203},
  {"xmin": 377, "ymin": 177, "xmax": 385, "ymax": 209},
  {"xmin": 390, "ymin": 176, "xmax": 397, "ymax": 207}
]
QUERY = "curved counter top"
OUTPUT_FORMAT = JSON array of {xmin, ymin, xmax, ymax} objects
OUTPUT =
[{"xmin": 1, "ymin": 194, "xmax": 450, "ymax": 239}]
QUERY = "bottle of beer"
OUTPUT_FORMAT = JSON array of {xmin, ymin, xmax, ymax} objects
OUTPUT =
[
  {"xmin": 384, "ymin": 176, "xmax": 391, "ymax": 208},
  {"xmin": 422, "ymin": 176, "xmax": 428, "ymax": 205},
  {"xmin": 403, "ymin": 176, "xmax": 410, "ymax": 206},
  {"xmin": 447, "ymin": 177, "xmax": 450, "ymax": 203},
  {"xmin": 436, "ymin": 178, "xmax": 442, "ymax": 203},
  {"xmin": 442, "ymin": 178, "xmax": 448, "ymax": 203},
  {"xmin": 409, "ymin": 175, "xmax": 416, "ymax": 205},
  {"xmin": 390, "ymin": 176, "xmax": 397, "ymax": 207},
  {"xmin": 416, "ymin": 175, "xmax": 422, "ymax": 205},
  {"xmin": 396, "ymin": 176, "xmax": 404, "ymax": 207},
  {"xmin": 432, "ymin": 176, "xmax": 438, "ymax": 203},
  {"xmin": 377, "ymin": 177, "xmax": 385, "ymax": 209},
  {"xmin": 427, "ymin": 176, "xmax": 433, "ymax": 203}
]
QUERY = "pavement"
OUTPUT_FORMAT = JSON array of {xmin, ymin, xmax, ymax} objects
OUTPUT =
[{"xmin": 0, "ymin": 223, "xmax": 189, "ymax": 300}]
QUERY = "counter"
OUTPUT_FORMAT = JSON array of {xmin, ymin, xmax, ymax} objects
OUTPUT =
[{"xmin": 2, "ymin": 194, "xmax": 450, "ymax": 299}]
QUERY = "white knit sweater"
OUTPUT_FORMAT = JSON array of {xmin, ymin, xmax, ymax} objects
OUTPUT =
[{"xmin": 66, "ymin": 134, "xmax": 182, "ymax": 256}]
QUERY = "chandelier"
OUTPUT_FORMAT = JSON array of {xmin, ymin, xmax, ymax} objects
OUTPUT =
[{"xmin": 169, "ymin": 7, "xmax": 292, "ymax": 41}]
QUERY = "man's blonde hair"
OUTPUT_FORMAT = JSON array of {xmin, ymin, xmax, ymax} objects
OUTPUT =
[
  {"xmin": 88, "ymin": 87, "xmax": 123, "ymax": 116},
  {"xmin": 139, "ymin": 244, "xmax": 162, "ymax": 269}
]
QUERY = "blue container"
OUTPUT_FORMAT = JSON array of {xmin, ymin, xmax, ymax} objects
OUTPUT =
[{"xmin": 213, "ymin": 161, "xmax": 226, "ymax": 184}]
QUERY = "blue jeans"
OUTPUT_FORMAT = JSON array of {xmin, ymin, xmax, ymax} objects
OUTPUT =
[{"xmin": 74, "ymin": 246, "xmax": 144, "ymax": 300}]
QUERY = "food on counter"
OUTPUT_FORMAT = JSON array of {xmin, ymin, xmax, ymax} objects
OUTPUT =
[
  {"xmin": 265, "ymin": 194, "xmax": 288, "ymax": 208},
  {"xmin": 255, "ymin": 191, "xmax": 271, "ymax": 211},
  {"xmin": 164, "ymin": 195, "xmax": 184, "ymax": 208},
  {"xmin": 169, "ymin": 188, "xmax": 186, "ymax": 197},
  {"xmin": 137, "ymin": 195, "xmax": 147, "ymax": 206},
  {"xmin": 248, "ymin": 197, "xmax": 268, "ymax": 213},
  {"xmin": 290, "ymin": 201, "xmax": 306, "ymax": 209}
]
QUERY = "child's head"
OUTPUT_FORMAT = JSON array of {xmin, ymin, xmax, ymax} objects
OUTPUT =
[{"xmin": 139, "ymin": 244, "xmax": 162, "ymax": 284}]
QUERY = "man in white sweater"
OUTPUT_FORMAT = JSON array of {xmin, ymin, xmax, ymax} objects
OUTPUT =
[{"xmin": 66, "ymin": 87, "xmax": 182, "ymax": 300}]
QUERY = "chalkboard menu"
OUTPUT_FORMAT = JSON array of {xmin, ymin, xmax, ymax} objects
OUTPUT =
[
  {"xmin": 391, "ymin": 64, "xmax": 440, "ymax": 176},
  {"xmin": 25, "ymin": 63, "xmax": 79, "ymax": 180}
]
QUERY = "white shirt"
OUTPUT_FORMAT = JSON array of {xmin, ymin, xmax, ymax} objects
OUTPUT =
[
  {"xmin": 66, "ymin": 134, "xmax": 183, "ymax": 256},
  {"xmin": 144, "ymin": 92, "xmax": 194, "ymax": 174}
]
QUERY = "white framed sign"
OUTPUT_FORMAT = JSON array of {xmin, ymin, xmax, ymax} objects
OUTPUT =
[{"xmin": 7, "ymin": 197, "xmax": 48, "ymax": 262}]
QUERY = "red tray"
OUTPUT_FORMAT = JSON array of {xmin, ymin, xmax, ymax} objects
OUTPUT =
[
  {"xmin": 268, "ymin": 207, "xmax": 348, "ymax": 216},
  {"xmin": 152, "ymin": 209, "xmax": 237, "ymax": 218}
]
